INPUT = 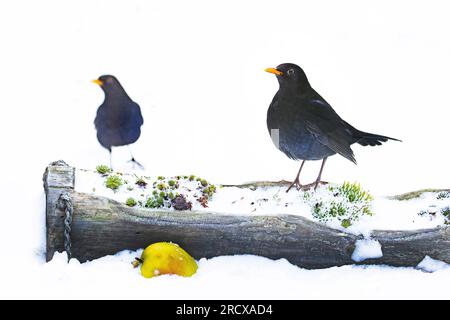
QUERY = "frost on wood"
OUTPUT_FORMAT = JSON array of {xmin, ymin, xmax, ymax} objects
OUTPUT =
[{"xmin": 43, "ymin": 161, "xmax": 450, "ymax": 269}]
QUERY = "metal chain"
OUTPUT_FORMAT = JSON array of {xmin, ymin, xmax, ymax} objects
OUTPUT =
[{"xmin": 57, "ymin": 192, "xmax": 73, "ymax": 260}]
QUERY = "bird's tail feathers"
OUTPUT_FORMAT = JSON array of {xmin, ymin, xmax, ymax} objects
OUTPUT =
[{"xmin": 356, "ymin": 131, "xmax": 401, "ymax": 147}]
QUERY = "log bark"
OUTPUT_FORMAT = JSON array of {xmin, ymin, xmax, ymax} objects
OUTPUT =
[
  {"xmin": 43, "ymin": 162, "xmax": 450, "ymax": 269},
  {"xmin": 43, "ymin": 160, "xmax": 75, "ymax": 262}
]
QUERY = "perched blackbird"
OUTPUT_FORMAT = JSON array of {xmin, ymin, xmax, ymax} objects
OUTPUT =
[
  {"xmin": 93, "ymin": 75, "xmax": 144, "ymax": 169},
  {"xmin": 265, "ymin": 63, "xmax": 400, "ymax": 192}
]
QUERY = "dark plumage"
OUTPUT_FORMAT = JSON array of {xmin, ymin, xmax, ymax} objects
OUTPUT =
[
  {"xmin": 93, "ymin": 75, "xmax": 144, "ymax": 168},
  {"xmin": 265, "ymin": 63, "xmax": 400, "ymax": 192}
]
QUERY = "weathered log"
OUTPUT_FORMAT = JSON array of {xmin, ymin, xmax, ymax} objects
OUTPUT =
[
  {"xmin": 43, "ymin": 160, "xmax": 75, "ymax": 262},
  {"xmin": 43, "ymin": 161, "xmax": 450, "ymax": 269}
]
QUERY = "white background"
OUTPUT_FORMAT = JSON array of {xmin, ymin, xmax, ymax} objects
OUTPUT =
[
  {"xmin": 0, "ymin": 0, "xmax": 449, "ymax": 299},
  {"xmin": 1, "ymin": 0, "xmax": 449, "ymax": 195}
]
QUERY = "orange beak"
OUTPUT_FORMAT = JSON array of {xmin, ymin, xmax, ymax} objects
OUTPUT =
[
  {"xmin": 265, "ymin": 68, "xmax": 283, "ymax": 76},
  {"xmin": 91, "ymin": 79, "xmax": 103, "ymax": 86}
]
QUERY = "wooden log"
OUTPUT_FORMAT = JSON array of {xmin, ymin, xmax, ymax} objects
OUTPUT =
[
  {"xmin": 43, "ymin": 160, "xmax": 75, "ymax": 262},
  {"xmin": 43, "ymin": 162, "xmax": 450, "ymax": 269}
]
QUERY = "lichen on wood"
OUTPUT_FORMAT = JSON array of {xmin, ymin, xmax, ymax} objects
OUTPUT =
[{"xmin": 390, "ymin": 189, "xmax": 450, "ymax": 201}]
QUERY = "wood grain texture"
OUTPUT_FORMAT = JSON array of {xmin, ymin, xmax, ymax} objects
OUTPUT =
[
  {"xmin": 43, "ymin": 160, "xmax": 75, "ymax": 261},
  {"xmin": 44, "ymin": 162, "xmax": 450, "ymax": 268}
]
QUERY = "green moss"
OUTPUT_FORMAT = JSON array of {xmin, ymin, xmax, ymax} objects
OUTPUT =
[
  {"xmin": 363, "ymin": 206, "xmax": 373, "ymax": 216},
  {"xmin": 168, "ymin": 180, "xmax": 176, "ymax": 187},
  {"xmin": 339, "ymin": 181, "xmax": 373, "ymax": 203},
  {"xmin": 313, "ymin": 202, "xmax": 323, "ymax": 216},
  {"xmin": 145, "ymin": 198, "xmax": 157, "ymax": 208},
  {"xmin": 126, "ymin": 198, "xmax": 137, "ymax": 207},
  {"xmin": 202, "ymin": 185, "xmax": 216, "ymax": 197},
  {"xmin": 157, "ymin": 183, "xmax": 166, "ymax": 190},
  {"xmin": 313, "ymin": 201, "xmax": 348, "ymax": 221},
  {"xmin": 328, "ymin": 202, "xmax": 346, "ymax": 217},
  {"xmin": 157, "ymin": 176, "xmax": 165, "ymax": 180},
  {"xmin": 96, "ymin": 165, "xmax": 111, "ymax": 175},
  {"xmin": 200, "ymin": 179, "xmax": 208, "ymax": 187},
  {"xmin": 168, "ymin": 192, "xmax": 175, "ymax": 200},
  {"xmin": 311, "ymin": 182, "xmax": 373, "ymax": 227},
  {"xmin": 341, "ymin": 219, "xmax": 351, "ymax": 228},
  {"xmin": 189, "ymin": 175, "xmax": 196, "ymax": 181},
  {"xmin": 302, "ymin": 191, "xmax": 311, "ymax": 201},
  {"xmin": 145, "ymin": 196, "xmax": 162, "ymax": 208},
  {"xmin": 159, "ymin": 191, "xmax": 166, "ymax": 198},
  {"xmin": 105, "ymin": 175, "xmax": 123, "ymax": 190}
]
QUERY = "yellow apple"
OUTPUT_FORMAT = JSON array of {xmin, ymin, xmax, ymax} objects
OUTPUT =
[{"xmin": 134, "ymin": 242, "xmax": 198, "ymax": 278}]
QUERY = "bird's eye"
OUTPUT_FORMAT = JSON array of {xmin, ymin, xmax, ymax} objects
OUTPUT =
[{"xmin": 287, "ymin": 69, "xmax": 294, "ymax": 76}]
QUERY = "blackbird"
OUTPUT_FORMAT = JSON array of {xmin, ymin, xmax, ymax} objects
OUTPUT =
[
  {"xmin": 93, "ymin": 75, "xmax": 144, "ymax": 169},
  {"xmin": 265, "ymin": 63, "xmax": 400, "ymax": 192}
]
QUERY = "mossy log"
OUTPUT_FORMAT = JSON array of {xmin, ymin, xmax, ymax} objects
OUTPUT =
[{"xmin": 44, "ymin": 161, "xmax": 450, "ymax": 269}]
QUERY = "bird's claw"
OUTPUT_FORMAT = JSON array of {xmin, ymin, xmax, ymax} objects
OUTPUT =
[
  {"xmin": 128, "ymin": 158, "xmax": 145, "ymax": 170},
  {"xmin": 286, "ymin": 179, "xmax": 302, "ymax": 193},
  {"xmin": 286, "ymin": 180, "xmax": 327, "ymax": 193}
]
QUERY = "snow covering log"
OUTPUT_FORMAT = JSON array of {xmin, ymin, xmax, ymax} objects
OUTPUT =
[{"xmin": 43, "ymin": 161, "xmax": 450, "ymax": 268}]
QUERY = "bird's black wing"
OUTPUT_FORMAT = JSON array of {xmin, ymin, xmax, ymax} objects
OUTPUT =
[
  {"xmin": 301, "ymin": 96, "xmax": 357, "ymax": 163},
  {"xmin": 129, "ymin": 102, "xmax": 144, "ymax": 126},
  {"xmin": 116, "ymin": 101, "xmax": 143, "ymax": 145}
]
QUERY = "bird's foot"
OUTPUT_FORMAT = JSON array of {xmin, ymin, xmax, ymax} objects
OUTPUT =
[
  {"xmin": 128, "ymin": 158, "xmax": 145, "ymax": 170},
  {"xmin": 300, "ymin": 180, "xmax": 328, "ymax": 191},
  {"xmin": 286, "ymin": 179, "xmax": 302, "ymax": 193},
  {"xmin": 286, "ymin": 180, "xmax": 327, "ymax": 193}
]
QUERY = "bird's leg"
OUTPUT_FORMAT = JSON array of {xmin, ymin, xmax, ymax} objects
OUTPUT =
[
  {"xmin": 127, "ymin": 146, "xmax": 144, "ymax": 170},
  {"xmin": 286, "ymin": 160, "xmax": 306, "ymax": 193},
  {"xmin": 109, "ymin": 149, "xmax": 113, "ymax": 171},
  {"xmin": 313, "ymin": 157, "xmax": 327, "ymax": 190}
]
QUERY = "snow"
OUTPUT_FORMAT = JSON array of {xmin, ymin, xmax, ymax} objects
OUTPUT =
[
  {"xmin": 1, "ymin": 250, "xmax": 446, "ymax": 299},
  {"xmin": 75, "ymin": 168, "xmax": 450, "ymax": 236},
  {"xmin": 75, "ymin": 169, "xmax": 214, "ymax": 209},
  {"xmin": 366, "ymin": 193, "xmax": 450, "ymax": 231},
  {"xmin": 351, "ymin": 239, "xmax": 383, "ymax": 262},
  {"xmin": 1, "ymin": 0, "xmax": 450, "ymax": 299},
  {"xmin": 417, "ymin": 256, "xmax": 450, "ymax": 273}
]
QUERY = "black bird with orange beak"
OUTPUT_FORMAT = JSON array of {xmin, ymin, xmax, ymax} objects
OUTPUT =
[
  {"xmin": 92, "ymin": 75, "xmax": 144, "ymax": 169},
  {"xmin": 265, "ymin": 63, "xmax": 400, "ymax": 192}
]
